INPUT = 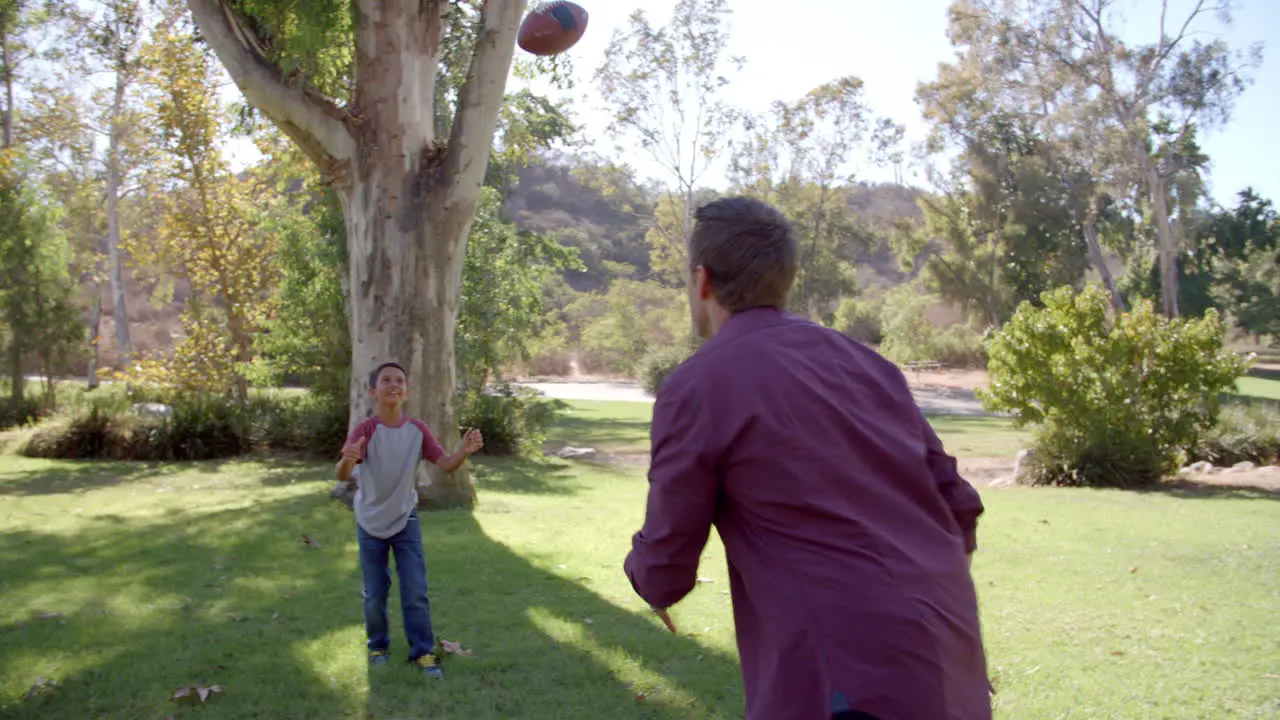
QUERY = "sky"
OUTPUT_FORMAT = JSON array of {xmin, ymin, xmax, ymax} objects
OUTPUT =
[{"xmin": 224, "ymin": 0, "xmax": 1278, "ymax": 208}]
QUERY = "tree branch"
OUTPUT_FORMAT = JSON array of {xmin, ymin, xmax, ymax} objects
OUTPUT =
[
  {"xmin": 186, "ymin": 0, "xmax": 355, "ymax": 175},
  {"xmin": 444, "ymin": 0, "xmax": 526, "ymax": 207}
]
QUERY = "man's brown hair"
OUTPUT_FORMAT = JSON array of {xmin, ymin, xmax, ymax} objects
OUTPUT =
[{"xmin": 688, "ymin": 196, "xmax": 798, "ymax": 312}]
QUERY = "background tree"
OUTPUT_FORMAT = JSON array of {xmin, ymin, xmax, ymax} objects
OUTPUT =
[
  {"xmin": 129, "ymin": 21, "xmax": 277, "ymax": 399},
  {"xmin": 984, "ymin": 0, "xmax": 1262, "ymax": 317},
  {"xmin": 729, "ymin": 77, "xmax": 899, "ymax": 321},
  {"xmin": 186, "ymin": 0, "xmax": 531, "ymax": 508},
  {"xmin": 595, "ymin": 0, "xmax": 742, "ymax": 285}
]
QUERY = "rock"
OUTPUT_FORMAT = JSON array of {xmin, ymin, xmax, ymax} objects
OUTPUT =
[
  {"xmin": 1186, "ymin": 461, "xmax": 1213, "ymax": 474},
  {"xmin": 1012, "ymin": 449, "xmax": 1040, "ymax": 485},
  {"xmin": 554, "ymin": 446, "xmax": 598, "ymax": 460},
  {"xmin": 1228, "ymin": 461, "xmax": 1257, "ymax": 473},
  {"xmin": 131, "ymin": 402, "xmax": 172, "ymax": 419}
]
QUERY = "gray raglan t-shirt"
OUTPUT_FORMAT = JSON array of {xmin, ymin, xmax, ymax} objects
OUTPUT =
[{"xmin": 345, "ymin": 416, "xmax": 446, "ymax": 538}]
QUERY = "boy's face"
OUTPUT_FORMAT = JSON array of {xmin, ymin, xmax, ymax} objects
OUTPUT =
[{"xmin": 371, "ymin": 366, "xmax": 407, "ymax": 407}]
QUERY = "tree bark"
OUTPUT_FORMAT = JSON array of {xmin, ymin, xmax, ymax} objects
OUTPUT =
[
  {"xmin": 1083, "ymin": 206, "xmax": 1126, "ymax": 313},
  {"xmin": 86, "ymin": 290, "xmax": 102, "ymax": 389},
  {"xmin": 106, "ymin": 76, "xmax": 132, "ymax": 365},
  {"xmin": 189, "ymin": 0, "xmax": 525, "ymax": 509},
  {"xmin": 1144, "ymin": 166, "xmax": 1180, "ymax": 318}
]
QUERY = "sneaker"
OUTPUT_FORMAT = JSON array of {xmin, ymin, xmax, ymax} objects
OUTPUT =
[
  {"xmin": 368, "ymin": 649, "xmax": 390, "ymax": 666},
  {"xmin": 413, "ymin": 653, "xmax": 443, "ymax": 679}
]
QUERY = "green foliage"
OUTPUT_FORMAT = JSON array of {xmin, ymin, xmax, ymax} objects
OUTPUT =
[
  {"xmin": 22, "ymin": 387, "xmax": 350, "ymax": 461},
  {"xmin": 250, "ymin": 185, "xmax": 350, "ymax": 401},
  {"xmin": 568, "ymin": 279, "xmax": 688, "ymax": 374},
  {"xmin": 0, "ymin": 151, "xmax": 85, "ymax": 405},
  {"xmin": 458, "ymin": 187, "xmax": 582, "ymax": 392},
  {"xmin": 831, "ymin": 295, "xmax": 883, "ymax": 344},
  {"xmin": 456, "ymin": 383, "xmax": 567, "ymax": 457},
  {"xmin": 980, "ymin": 285, "xmax": 1249, "ymax": 486},
  {"xmin": 639, "ymin": 339, "xmax": 697, "ymax": 395},
  {"xmin": 1191, "ymin": 403, "xmax": 1280, "ymax": 467},
  {"xmin": 877, "ymin": 284, "xmax": 985, "ymax": 367},
  {"xmin": 1183, "ymin": 189, "xmax": 1280, "ymax": 344},
  {"xmin": 0, "ymin": 396, "xmax": 40, "ymax": 430}
]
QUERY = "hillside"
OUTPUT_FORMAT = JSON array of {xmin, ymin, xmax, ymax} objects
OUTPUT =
[{"xmin": 78, "ymin": 157, "xmax": 932, "ymax": 375}]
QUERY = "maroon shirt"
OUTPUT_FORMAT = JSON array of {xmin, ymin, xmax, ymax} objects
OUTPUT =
[{"xmin": 625, "ymin": 308, "xmax": 991, "ymax": 720}]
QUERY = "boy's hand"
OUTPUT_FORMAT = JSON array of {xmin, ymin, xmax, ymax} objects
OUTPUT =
[
  {"xmin": 341, "ymin": 437, "xmax": 366, "ymax": 464},
  {"xmin": 461, "ymin": 428, "xmax": 484, "ymax": 455}
]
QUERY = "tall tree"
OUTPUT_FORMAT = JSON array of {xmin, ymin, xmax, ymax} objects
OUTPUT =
[
  {"xmin": 595, "ymin": 0, "xmax": 742, "ymax": 285},
  {"xmin": 969, "ymin": 0, "xmax": 1261, "ymax": 317},
  {"xmin": 69, "ymin": 0, "xmax": 178, "ymax": 367},
  {"xmin": 186, "ymin": 0, "xmax": 529, "ymax": 508},
  {"xmin": 132, "ymin": 22, "xmax": 277, "ymax": 399},
  {"xmin": 728, "ymin": 77, "xmax": 899, "ymax": 320}
]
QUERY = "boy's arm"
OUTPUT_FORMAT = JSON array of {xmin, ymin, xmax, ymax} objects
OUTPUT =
[
  {"xmin": 430, "ymin": 427, "xmax": 484, "ymax": 473},
  {"xmin": 336, "ymin": 422, "xmax": 371, "ymax": 483}
]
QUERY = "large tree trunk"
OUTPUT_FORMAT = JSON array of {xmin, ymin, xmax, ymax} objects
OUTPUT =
[
  {"xmin": 189, "ymin": 0, "xmax": 525, "ymax": 510},
  {"xmin": 86, "ymin": 290, "xmax": 102, "ymax": 389},
  {"xmin": 1145, "ymin": 168, "xmax": 1180, "ymax": 318},
  {"xmin": 1083, "ymin": 206, "xmax": 1126, "ymax": 313},
  {"xmin": 105, "ymin": 78, "xmax": 132, "ymax": 365}
]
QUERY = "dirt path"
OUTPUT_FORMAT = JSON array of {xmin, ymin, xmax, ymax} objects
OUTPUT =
[{"xmin": 523, "ymin": 380, "xmax": 995, "ymax": 417}]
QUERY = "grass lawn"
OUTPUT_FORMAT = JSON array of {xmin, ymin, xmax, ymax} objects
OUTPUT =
[
  {"xmin": 1236, "ymin": 376, "xmax": 1280, "ymax": 401},
  {"xmin": 550, "ymin": 399, "xmax": 1030, "ymax": 460},
  {"xmin": 2, "ymin": 404, "xmax": 1278, "ymax": 719}
]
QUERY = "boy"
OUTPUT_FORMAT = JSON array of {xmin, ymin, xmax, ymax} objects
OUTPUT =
[{"xmin": 336, "ymin": 361, "xmax": 484, "ymax": 678}]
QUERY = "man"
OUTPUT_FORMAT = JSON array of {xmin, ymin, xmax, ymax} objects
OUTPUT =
[{"xmin": 623, "ymin": 197, "xmax": 991, "ymax": 720}]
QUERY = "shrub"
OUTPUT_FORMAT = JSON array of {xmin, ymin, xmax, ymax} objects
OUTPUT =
[
  {"xmin": 23, "ymin": 388, "xmax": 351, "ymax": 461},
  {"xmin": 980, "ymin": 285, "xmax": 1250, "ymax": 487},
  {"xmin": 0, "ymin": 396, "xmax": 40, "ymax": 431},
  {"xmin": 831, "ymin": 296, "xmax": 883, "ymax": 345},
  {"xmin": 640, "ymin": 339, "xmax": 696, "ymax": 395},
  {"xmin": 457, "ymin": 382, "xmax": 567, "ymax": 457},
  {"xmin": 1192, "ymin": 403, "xmax": 1280, "ymax": 466}
]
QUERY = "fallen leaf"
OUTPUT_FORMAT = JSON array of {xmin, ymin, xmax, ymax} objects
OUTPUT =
[
  {"xmin": 583, "ymin": 618, "xmax": 594, "ymax": 625},
  {"xmin": 1039, "ymin": 519, "xmax": 1049, "ymax": 524},
  {"xmin": 25, "ymin": 676, "xmax": 56, "ymax": 699},
  {"xmin": 440, "ymin": 639, "xmax": 473, "ymax": 657},
  {"xmin": 1129, "ymin": 566, "xmax": 1138, "ymax": 574},
  {"xmin": 302, "ymin": 534, "xmax": 322, "ymax": 549},
  {"xmin": 172, "ymin": 684, "xmax": 223, "ymax": 703},
  {"xmin": 634, "ymin": 692, "xmax": 648, "ymax": 702},
  {"xmin": 36, "ymin": 612, "xmax": 63, "ymax": 620},
  {"xmin": 696, "ymin": 576, "xmax": 715, "ymax": 583},
  {"xmin": 225, "ymin": 612, "xmax": 242, "ymax": 622},
  {"xmin": 1263, "ymin": 673, "xmax": 1279, "ymax": 679},
  {"xmin": 1110, "ymin": 650, "xmax": 1125, "ymax": 656},
  {"xmin": 272, "ymin": 611, "xmax": 281, "ymax": 620}
]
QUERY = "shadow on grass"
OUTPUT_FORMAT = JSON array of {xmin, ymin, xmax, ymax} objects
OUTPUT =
[
  {"xmin": 0, "ymin": 461, "xmax": 172, "ymax": 497},
  {"xmin": 0, "ymin": 469, "xmax": 744, "ymax": 719},
  {"xmin": 1245, "ymin": 365, "xmax": 1280, "ymax": 382},
  {"xmin": 548, "ymin": 414, "xmax": 651, "ymax": 453},
  {"xmin": 471, "ymin": 457, "xmax": 588, "ymax": 496},
  {"xmin": 1140, "ymin": 478, "xmax": 1280, "ymax": 502}
]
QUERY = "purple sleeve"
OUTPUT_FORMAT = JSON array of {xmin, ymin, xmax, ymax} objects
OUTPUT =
[
  {"xmin": 411, "ymin": 419, "xmax": 446, "ymax": 463},
  {"xmin": 624, "ymin": 377, "xmax": 718, "ymax": 610},
  {"xmin": 920, "ymin": 415, "xmax": 984, "ymax": 553},
  {"xmin": 344, "ymin": 419, "xmax": 375, "ymax": 464}
]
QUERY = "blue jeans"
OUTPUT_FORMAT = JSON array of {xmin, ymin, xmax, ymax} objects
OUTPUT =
[{"xmin": 357, "ymin": 511, "xmax": 435, "ymax": 661}]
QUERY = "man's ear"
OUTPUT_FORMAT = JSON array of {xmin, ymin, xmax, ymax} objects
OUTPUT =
[{"xmin": 693, "ymin": 265, "xmax": 713, "ymax": 301}]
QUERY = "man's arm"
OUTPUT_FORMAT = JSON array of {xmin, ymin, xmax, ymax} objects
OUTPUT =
[
  {"xmin": 623, "ymin": 379, "xmax": 719, "ymax": 611},
  {"xmin": 416, "ymin": 421, "xmax": 482, "ymax": 473},
  {"xmin": 921, "ymin": 415, "xmax": 984, "ymax": 556}
]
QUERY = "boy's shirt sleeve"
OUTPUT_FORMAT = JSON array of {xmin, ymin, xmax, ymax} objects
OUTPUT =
[
  {"xmin": 345, "ymin": 419, "xmax": 376, "ymax": 464},
  {"xmin": 411, "ymin": 419, "xmax": 446, "ymax": 463}
]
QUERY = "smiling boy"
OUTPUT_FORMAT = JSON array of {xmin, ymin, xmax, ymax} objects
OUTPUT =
[{"xmin": 336, "ymin": 361, "xmax": 483, "ymax": 678}]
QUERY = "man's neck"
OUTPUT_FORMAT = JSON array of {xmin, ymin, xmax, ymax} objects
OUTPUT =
[{"xmin": 376, "ymin": 405, "xmax": 404, "ymax": 425}]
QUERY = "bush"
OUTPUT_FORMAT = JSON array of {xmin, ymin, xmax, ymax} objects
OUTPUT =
[
  {"xmin": 457, "ymin": 383, "xmax": 567, "ymax": 457},
  {"xmin": 1192, "ymin": 403, "xmax": 1280, "ymax": 466},
  {"xmin": 876, "ymin": 284, "xmax": 987, "ymax": 368},
  {"xmin": 640, "ymin": 340, "xmax": 696, "ymax": 395},
  {"xmin": 0, "ymin": 396, "xmax": 40, "ymax": 431},
  {"xmin": 23, "ymin": 389, "xmax": 351, "ymax": 461},
  {"xmin": 832, "ymin": 296, "xmax": 883, "ymax": 345},
  {"xmin": 980, "ymin": 285, "xmax": 1250, "ymax": 487}
]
